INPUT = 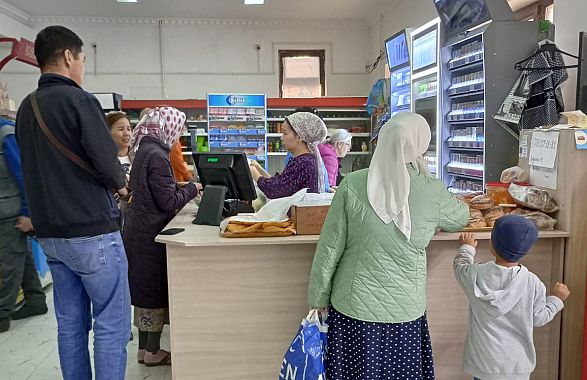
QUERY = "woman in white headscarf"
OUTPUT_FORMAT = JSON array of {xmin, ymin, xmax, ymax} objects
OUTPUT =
[
  {"xmin": 318, "ymin": 128, "xmax": 352, "ymax": 187},
  {"xmin": 307, "ymin": 113, "xmax": 469, "ymax": 380},
  {"xmin": 250, "ymin": 112, "xmax": 327, "ymax": 199},
  {"xmin": 123, "ymin": 107, "xmax": 197, "ymax": 367}
]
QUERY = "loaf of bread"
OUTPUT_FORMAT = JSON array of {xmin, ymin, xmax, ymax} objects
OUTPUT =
[
  {"xmin": 469, "ymin": 195, "xmax": 495, "ymax": 210},
  {"xmin": 483, "ymin": 206, "xmax": 505, "ymax": 226},
  {"xmin": 508, "ymin": 184, "xmax": 558, "ymax": 213},
  {"xmin": 511, "ymin": 208, "xmax": 557, "ymax": 230}
]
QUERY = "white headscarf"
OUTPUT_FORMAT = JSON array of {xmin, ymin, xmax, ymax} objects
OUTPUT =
[
  {"xmin": 367, "ymin": 112, "xmax": 431, "ymax": 240},
  {"xmin": 286, "ymin": 112, "xmax": 328, "ymax": 193}
]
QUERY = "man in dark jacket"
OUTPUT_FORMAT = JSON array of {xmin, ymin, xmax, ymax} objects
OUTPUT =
[
  {"xmin": 0, "ymin": 117, "xmax": 47, "ymax": 333},
  {"xmin": 16, "ymin": 26, "xmax": 130, "ymax": 380}
]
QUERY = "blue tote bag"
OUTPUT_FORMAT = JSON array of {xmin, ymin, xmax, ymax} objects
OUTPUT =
[{"xmin": 279, "ymin": 309, "xmax": 328, "ymax": 380}]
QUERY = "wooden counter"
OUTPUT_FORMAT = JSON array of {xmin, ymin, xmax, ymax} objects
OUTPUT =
[{"xmin": 157, "ymin": 204, "xmax": 568, "ymax": 380}]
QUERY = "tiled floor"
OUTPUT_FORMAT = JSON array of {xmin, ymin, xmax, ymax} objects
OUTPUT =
[{"xmin": 0, "ymin": 288, "xmax": 172, "ymax": 380}]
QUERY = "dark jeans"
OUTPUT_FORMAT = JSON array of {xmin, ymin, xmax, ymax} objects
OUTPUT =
[{"xmin": 0, "ymin": 220, "xmax": 46, "ymax": 320}]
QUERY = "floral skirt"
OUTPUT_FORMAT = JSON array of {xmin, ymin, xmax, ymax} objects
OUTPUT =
[{"xmin": 133, "ymin": 306, "xmax": 169, "ymax": 332}]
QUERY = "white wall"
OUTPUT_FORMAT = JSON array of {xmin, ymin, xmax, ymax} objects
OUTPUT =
[
  {"xmin": 553, "ymin": 0, "xmax": 587, "ymax": 109},
  {"xmin": 369, "ymin": 0, "xmax": 438, "ymax": 83},
  {"xmin": 0, "ymin": 17, "xmax": 373, "ymax": 104}
]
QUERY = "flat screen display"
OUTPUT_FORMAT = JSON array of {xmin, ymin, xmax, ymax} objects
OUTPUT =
[
  {"xmin": 385, "ymin": 31, "xmax": 409, "ymax": 70},
  {"xmin": 576, "ymin": 32, "xmax": 587, "ymax": 113},
  {"xmin": 412, "ymin": 29, "xmax": 437, "ymax": 72},
  {"xmin": 434, "ymin": 0, "xmax": 491, "ymax": 37}
]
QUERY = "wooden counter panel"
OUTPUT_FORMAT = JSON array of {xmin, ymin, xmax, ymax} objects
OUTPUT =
[
  {"xmin": 167, "ymin": 243, "xmax": 317, "ymax": 380},
  {"xmin": 166, "ymin": 237, "xmax": 565, "ymax": 379}
]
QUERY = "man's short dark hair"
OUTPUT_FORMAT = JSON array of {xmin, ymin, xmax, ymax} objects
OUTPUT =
[{"xmin": 34, "ymin": 26, "xmax": 84, "ymax": 69}]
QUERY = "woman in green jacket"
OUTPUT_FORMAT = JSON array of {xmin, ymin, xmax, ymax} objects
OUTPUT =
[{"xmin": 308, "ymin": 112, "xmax": 469, "ymax": 380}]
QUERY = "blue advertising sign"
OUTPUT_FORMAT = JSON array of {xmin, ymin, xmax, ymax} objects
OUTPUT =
[{"xmin": 208, "ymin": 94, "xmax": 266, "ymax": 108}]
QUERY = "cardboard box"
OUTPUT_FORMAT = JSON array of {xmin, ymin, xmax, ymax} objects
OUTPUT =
[{"xmin": 291, "ymin": 205, "xmax": 331, "ymax": 235}]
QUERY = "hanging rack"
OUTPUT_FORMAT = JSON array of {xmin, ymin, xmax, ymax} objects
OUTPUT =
[{"xmin": 514, "ymin": 40, "xmax": 579, "ymax": 71}]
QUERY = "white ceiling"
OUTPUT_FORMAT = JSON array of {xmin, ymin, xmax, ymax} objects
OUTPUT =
[
  {"xmin": 2, "ymin": 0, "xmax": 537, "ymax": 23},
  {"xmin": 2, "ymin": 0, "xmax": 386, "ymax": 22}
]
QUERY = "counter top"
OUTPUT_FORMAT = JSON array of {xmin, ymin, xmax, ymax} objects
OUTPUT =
[{"xmin": 156, "ymin": 203, "xmax": 570, "ymax": 248}]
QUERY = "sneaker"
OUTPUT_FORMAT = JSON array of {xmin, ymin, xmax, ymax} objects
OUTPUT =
[
  {"xmin": 11, "ymin": 303, "xmax": 48, "ymax": 320},
  {"xmin": 0, "ymin": 318, "xmax": 9, "ymax": 333}
]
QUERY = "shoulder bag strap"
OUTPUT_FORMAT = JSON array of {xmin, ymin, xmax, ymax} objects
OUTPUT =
[{"xmin": 29, "ymin": 90, "xmax": 101, "ymax": 180}]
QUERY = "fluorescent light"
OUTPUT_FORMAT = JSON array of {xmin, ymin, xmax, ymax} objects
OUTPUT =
[
  {"xmin": 244, "ymin": 0, "xmax": 264, "ymax": 4},
  {"xmin": 116, "ymin": 0, "xmax": 139, "ymax": 3}
]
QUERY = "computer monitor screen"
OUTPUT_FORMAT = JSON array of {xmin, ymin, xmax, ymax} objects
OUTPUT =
[
  {"xmin": 434, "ymin": 0, "xmax": 491, "ymax": 37},
  {"xmin": 412, "ymin": 28, "xmax": 437, "ymax": 72},
  {"xmin": 576, "ymin": 32, "xmax": 587, "ymax": 114},
  {"xmin": 385, "ymin": 31, "xmax": 410, "ymax": 70},
  {"xmin": 193, "ymin": 153, "xmax": 257, "ymax": 202}
]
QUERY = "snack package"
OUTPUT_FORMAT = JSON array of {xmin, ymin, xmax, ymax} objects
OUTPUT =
[
  {"xmin": 508, "ymin": 183, "xmax": 558, "ymax": 213},
  {"xmin": 500, "ymin": 166, "xmax": 529, "ymax": 184},
  {"xmin": 511, "ymin": 208, "xmax": 557, "ymax": 230}
]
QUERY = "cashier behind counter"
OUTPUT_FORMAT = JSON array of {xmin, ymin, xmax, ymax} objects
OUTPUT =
[{"xmin": 249, "ymin": 112, "xmax": 328, "ymax": 199}]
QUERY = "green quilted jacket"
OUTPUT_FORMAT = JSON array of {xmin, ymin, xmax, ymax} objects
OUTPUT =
[{"xmin": 308, "ymin": 166, "xmax": 469, "ymax": 323}]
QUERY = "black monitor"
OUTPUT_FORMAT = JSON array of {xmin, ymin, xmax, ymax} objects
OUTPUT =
[
  {"xmin": 576, "ymin": 32, "xmax": 587, "ymax": 114},
  {"xmin": 192, "ymin": 153, "xmax": 257, "ymax": 225},
  {"xmin": 385, "ymin": 30, "xmax": 410, "ymax": 71}
]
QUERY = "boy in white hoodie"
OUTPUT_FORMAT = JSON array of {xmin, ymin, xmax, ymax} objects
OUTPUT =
[{"xmin": 454, "ymin": 214, "xmax": 570, "ymax": 380}]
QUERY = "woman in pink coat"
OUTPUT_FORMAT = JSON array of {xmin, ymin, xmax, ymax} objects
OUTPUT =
[{"xmin": 318, "ymin": 129, "xmax": 352, "ymax": 187}]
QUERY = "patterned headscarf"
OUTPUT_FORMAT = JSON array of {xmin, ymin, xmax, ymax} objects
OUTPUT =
[
  {"xmin": 129, "ymin": 107, "xmax": 186, "ymax": 160},
  {"xmin": 285, "ymin": 112, "xmax": 328, "ymax": 193}
]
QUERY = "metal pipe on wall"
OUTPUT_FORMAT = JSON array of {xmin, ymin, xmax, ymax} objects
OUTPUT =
[{"xmin": 158, "ymin": 19, "xmax": 167, "ymax": 99}]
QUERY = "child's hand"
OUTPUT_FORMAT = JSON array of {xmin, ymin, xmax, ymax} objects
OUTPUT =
[
  {"xmin": 551, "ymin": 282, "xmax": 570, "ymax": 301},
  {"xmin": 460, "ymin": 233, "xmax": 478, "ymax": 248}
]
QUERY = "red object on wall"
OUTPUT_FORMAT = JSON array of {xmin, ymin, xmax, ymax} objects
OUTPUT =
[
  {"xmin": 122, "ymin": 97, "xmax": 367, "ymax": 110},
  {"xmin": 0, "ymin": 37, "xmax": 38, "ymax": 71}
]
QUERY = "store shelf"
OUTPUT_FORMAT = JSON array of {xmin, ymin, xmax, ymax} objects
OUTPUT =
[
  {"xmin": 448, "ymin": 87, "xmax": 484, "ymax": 98},
  {"xmin": 323, "ymin": 117, "xmax": 370, "ymax": 122},
  {"xmin": 267, "ymin": 152, "xmax": 288, "ymax": 156},
  {"xmin": 447, "ymin": 113, "xmax": 485, "ymax": 123},
  {"xmin": 208, "ymin": 129, "xmax": 266, "ymax": 136},
  {"xmin": 448, "ymin": 52, "xmax": 484, "ymax": 71},
  {"xmin": 448, "ymin": 146, "xmax": 484, "ymax": 152},
  {"xmin": 267, "ymin": 118, "xmax": 285, "ymax": 122},
  {"xmin": 209, "ymin": 116, "xmax": 265, "ymax": 122},
  {"xmin": 415, "ymin": 91, "xmax": 438, "ymax": 100},
  {"xmin": 266, "ymin": 133, "xmax": 283, "ymax": 137},
  {"xmin": 186, "ymin": 120, "xmax": 208, "ymax": 124},
  {"xmin": 446, "ymin": 170, "xmax": 484, "ymax": 181}
]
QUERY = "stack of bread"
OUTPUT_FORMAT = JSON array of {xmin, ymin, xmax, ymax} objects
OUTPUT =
[{"xmin": 460, "ymin": 193, "xmax": 505, "ymax": 228}]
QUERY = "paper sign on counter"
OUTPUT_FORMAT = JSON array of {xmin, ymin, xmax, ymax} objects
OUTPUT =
[
  {"xmin": 529, "ymin": 132, "xmax": 559, "ymax": 168},
  {"xmin": 530, "ymin": 163, "xmax": 558, "ymax": 190},
  {"xmin": 519, "ymin": 134, "xmax": 529, "ymax": 158}
]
